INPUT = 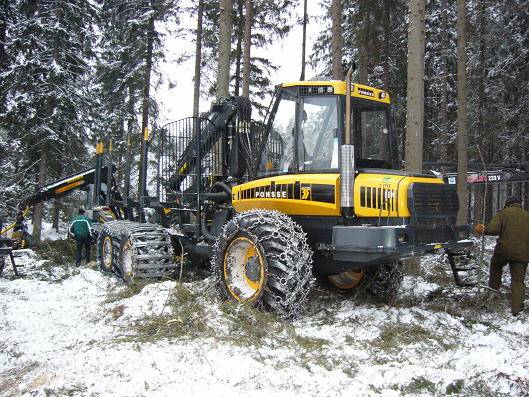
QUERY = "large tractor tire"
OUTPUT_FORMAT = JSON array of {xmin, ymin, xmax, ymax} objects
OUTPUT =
[
  {"xmin": 212, "ymin": 210, "xmax": 313, "ymax": 319},
  {"xmin": 364, "ymin": 262, "xmax": 404, "ymax": 304},
  {"xmin": 97, "ymin": 221, "xmax": 175, "ymax": 283}
]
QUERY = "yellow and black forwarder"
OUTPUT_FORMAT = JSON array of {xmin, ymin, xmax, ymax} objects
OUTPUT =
[{"xmin": 94, "ymin": 70, "xmax": 472, "ymax": 318}]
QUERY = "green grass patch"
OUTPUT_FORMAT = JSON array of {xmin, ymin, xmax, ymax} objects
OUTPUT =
[
  {"xmin": 371, "ymin": 322, "xmax": 454, "ymax": 353},
  {"xmin": 426, "ymin": 290, "xmax": 506, "ymax": 322},
  {"xmin": 105, "ymin": 283, "xmax": 147, "ymax": 304},
  {"xmin": 445, "ymin": 379, "xmax": 465, "ymax": 394},
  {"xmin": 34, "ymin": 239, "xmax": 77, "ymax": 265},
  {"xmin": 401, "ymin": 376, "xmax": 437, "ymax": 394},
  {"xmin": 114, "ymin": 283, "xmax": 329, "ymax": 357},
  {"xmin": 115, "ymin": 283, "xmax": 212, "ymax": 342}
]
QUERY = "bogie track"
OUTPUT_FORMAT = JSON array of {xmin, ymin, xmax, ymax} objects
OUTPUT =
[{"xmin": 97, "ymin": 221, "xmax": 175, "ymax": 282}]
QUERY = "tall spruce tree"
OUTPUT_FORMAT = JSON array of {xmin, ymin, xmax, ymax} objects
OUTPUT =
[
  {"xmin": 0, "ymin": 0, "xmax": 97, "ymax": 241},
  {"xmin": 96, "ymin": 0, "xmax": 179, "ymax": 195}
]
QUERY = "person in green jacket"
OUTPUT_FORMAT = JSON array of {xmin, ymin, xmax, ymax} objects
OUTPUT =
[
  {"xmin": 475, "ymin": 196, "xmax": 529, "ymax": 315},
  {"xmin": 69, "ymin": 208, "xmax": 93, "ymax": 267}
]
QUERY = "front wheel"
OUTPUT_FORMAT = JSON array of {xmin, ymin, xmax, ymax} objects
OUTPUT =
[{"xmin": 212, "ymin": 210, "xmax": 313, "ymax": 319}]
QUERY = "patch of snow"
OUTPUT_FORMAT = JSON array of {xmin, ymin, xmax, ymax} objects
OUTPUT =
[
  {"xmin": 23, "ymin": 220, "xmax": 68, "ymax": 241},
  {"xmin": 1, "ymin": 248, "xmax": 528, "ymax": 396}
]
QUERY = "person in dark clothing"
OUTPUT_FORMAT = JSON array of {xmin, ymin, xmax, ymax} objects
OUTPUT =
[
  {"xmin": 475, "ymin": 196, "xmax": 529, "ymax": 316},
  {"xmin": 69, "ymin": 208, "xmax": 93, "ymax": 267}
]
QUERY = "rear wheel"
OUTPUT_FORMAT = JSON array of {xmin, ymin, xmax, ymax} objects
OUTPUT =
[
  {"xmin": 97, "ymin": 221, "xmax": 175, "ymax": 283},
  {"xmin": 312, "ymin": 253, "xmax": 365, "ymax": 292},
  {"xmin": 365, "ymin": 262, "xmax": 403, "ymax": 304},
  {"xmin": 213, "ymin": 210, "xmax": 313, "ymax": 319},
  {"xmin": 328, "ymin": 270, "xmax": 365, "ymax": 290}
]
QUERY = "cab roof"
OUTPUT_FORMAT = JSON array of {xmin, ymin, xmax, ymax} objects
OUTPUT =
[{"xmin": 281, "ymin": 80, "xmax": 390, "ymax": 104}]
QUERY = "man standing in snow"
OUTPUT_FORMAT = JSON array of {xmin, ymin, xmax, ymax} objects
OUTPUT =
[
  {"xmin": 475, "ymin": 196, "xmax": 529, "ymax": 316},
  {"xmin": 69, "ymin": 208, "xmax": 93, "ymax": 267}
]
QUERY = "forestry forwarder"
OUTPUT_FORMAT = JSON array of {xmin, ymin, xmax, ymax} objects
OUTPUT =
[{"xmin": 95, "ymin": 68, "xmax": 473, "ymax": 318}]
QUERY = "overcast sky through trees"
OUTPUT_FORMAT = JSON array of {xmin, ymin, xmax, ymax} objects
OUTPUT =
[{"xmin": 156, "ymin": 1, "xmax": 323, "ymax": 124}]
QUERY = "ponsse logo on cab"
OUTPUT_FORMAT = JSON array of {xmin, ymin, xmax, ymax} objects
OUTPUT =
[{"xmin": 234, "ymin": 182, "xmax": 335, "ymax": 204}]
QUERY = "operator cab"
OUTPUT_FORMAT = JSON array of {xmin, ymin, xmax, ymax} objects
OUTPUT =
[{"xmin": 258, "ymin": 81, "xmax": 396, "ymax": 176}]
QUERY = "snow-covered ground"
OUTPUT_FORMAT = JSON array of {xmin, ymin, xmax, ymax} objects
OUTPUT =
[{"xmin": 1, "ymin": 238, "xmax": 528, "ymax": 396}]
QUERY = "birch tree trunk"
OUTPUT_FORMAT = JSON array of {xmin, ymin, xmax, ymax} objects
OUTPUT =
[
  {"xmin": 331, "ymin": 0, "xmax": 343, "ymax": 80},
  {"xmin": 456, "ymin": 0, "xmax": 468, "ymax": 225},
  {"xmin": 404, "ymin": 0, "xmax": 426, "ymax": 173},
  {"xmin": 242, "ymin": 0, "xmax": 252, "ymax": 98},
  {"xmin": 193, "ymin": 0, "xmax": 204, "ymax": 117},
  {"xmin": 216, "ymin": 0, "xmax": 233, "ymax": 99}
]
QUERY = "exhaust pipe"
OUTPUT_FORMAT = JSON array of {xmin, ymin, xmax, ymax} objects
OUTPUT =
[{"xmin": 340, "ymin": 66, "xmax": 355, "ymax": 214}]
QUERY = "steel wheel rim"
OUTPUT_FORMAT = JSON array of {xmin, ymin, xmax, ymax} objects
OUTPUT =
[
  {"xmin": 328, "ymin": 270, "xmax": 365, "ymax": 290},
  {"xmin": 223, "ymin": 236, "xmax": 265, "ymax": 302},
  {"xmin": 102, "ymin": 236, "xmax": 113, "ymax": 270}
]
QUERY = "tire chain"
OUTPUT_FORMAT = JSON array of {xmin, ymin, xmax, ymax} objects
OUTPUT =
[
  {"xmin": 0, "ymin": 255, "xmax": 5, "ymax": 277},
  {"xmin": 364, "ymin": 261, "xmax": 404, "ymax": 303},
  {"xmin": 212, "ymin": 210, "xmax": 313, "ymax": 319},
  {"xmin": 97, "ymin": 221, "xmax": 175, "ymax": 282}
]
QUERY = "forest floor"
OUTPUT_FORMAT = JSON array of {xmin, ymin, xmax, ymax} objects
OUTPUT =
[{"xmin": 0, "ymin": 236, "xmax": 528, "ymax": 396}]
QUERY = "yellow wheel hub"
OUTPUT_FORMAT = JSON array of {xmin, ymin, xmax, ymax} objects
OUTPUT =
[
  {"xmin": 328, "ymin": 270, "xmax": 365, "ymax": 290},
  {"xmin": 223, "ymin": 237, "xmax": 265, "ymax": 302}
]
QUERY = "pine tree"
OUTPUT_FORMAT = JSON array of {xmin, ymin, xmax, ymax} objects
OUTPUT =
[
  {"xmin": 217, "ymin": 0, "xmax": 233, "ymax": 98},
  {"xmin": 404, "ymin": 0, "xmax": 426, "ymax": 173},
  {"xmin": 331, "ymin": 0, "xmax": 343, "ymax": 79}
]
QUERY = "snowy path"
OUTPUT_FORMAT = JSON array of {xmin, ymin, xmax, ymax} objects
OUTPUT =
[{"xmin": 0, "ymin": 244, "xmax": 528, "ymax": 396}]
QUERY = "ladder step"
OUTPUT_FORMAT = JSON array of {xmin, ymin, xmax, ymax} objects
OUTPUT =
[
  {"xmin": 453, "ymin": 267, "xmax": 476, "ymax": 272},
  {"xmin": 447, "ymin": 252, "xmax": 477, "ymax": 287}
]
